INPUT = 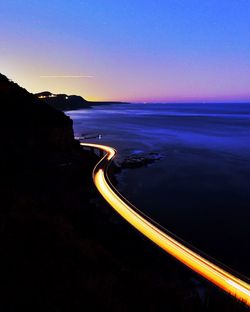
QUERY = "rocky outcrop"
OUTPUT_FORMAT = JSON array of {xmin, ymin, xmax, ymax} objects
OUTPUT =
[{"xmin": 119, "ymin": 152, "xmax": 164, "ymax": 168}]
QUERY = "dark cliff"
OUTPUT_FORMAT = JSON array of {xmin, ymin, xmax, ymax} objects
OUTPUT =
[{"xmin": 1, "ymin": 74, "xmax": 78, "ymax": 170}]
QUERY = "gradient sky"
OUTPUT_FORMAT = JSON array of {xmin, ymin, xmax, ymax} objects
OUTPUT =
[{"xmin": 1, "ymin": 0, "xmax": 250, "ymax": 102}]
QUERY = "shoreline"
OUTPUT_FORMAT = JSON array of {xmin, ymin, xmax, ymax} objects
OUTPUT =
[
  {"xmin": 1, "ymin": 73, "xmax": 248, "ymax": 310},
  {"xmin": 67, "ymin": 102, "xmax": 250, "ymax": 278}
]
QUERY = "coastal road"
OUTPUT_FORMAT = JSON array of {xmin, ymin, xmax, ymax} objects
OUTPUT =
[{"xmin": 81, "ymin": 142, "xmax": 250, "ymax": 306}]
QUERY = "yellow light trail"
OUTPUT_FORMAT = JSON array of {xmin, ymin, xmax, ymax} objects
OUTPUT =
[{"xmin": 81, "ymin": 142, "xmax": 250, "ymax": 306}]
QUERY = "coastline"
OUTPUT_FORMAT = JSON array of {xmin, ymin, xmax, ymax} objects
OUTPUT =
[
  {"xmin": 1, "ymin": 73, "xmax": 248, "ymax": 311},
  {"xmin": 66, "ymin": 102, "xmax": 250, "ymax": 278}
]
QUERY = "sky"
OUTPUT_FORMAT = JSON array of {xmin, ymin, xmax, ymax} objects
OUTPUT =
[{"xmin": 1, "ymin": 0, "xmax": 250, "ymax": 102}]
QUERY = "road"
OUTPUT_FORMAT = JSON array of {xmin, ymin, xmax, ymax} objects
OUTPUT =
[{"xmin": 81, "ymin": 142, "xmax": 250, "ymax": 306}]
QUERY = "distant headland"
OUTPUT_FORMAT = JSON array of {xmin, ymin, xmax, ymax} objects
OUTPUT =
[{"xmin": 35, "ymin": 91, "xmax": 128, "ymax": 111}]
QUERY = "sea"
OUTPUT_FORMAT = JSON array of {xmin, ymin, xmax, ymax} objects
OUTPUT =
[{"xmin": 66, "ymin": 103, "xmax": 250, "ymax": 277}]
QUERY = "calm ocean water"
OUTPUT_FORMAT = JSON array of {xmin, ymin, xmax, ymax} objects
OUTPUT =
[{"xmin": 67, "ymin": 103, "xmax": 250, "ymax": 276}]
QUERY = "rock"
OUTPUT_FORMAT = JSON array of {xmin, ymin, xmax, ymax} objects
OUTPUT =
[{"xmin": 119, "ymin": 152, "xmax": 164, "ymax": 168}]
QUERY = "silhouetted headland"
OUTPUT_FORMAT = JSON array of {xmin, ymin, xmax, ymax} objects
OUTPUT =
[{"xmin": 35, "ymin": 91, "xmax": 127, "ymax": 111}]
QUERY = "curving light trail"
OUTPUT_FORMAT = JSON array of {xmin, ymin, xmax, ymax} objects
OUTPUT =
[{"xmin": 81, "ymin": 142, "xmax": 250, "ymax": 306}]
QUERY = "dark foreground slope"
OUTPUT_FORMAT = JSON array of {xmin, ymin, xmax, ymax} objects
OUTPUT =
[{"xmin": 0, "ymin": 74, "xmax": 247, "ymax": 311}]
